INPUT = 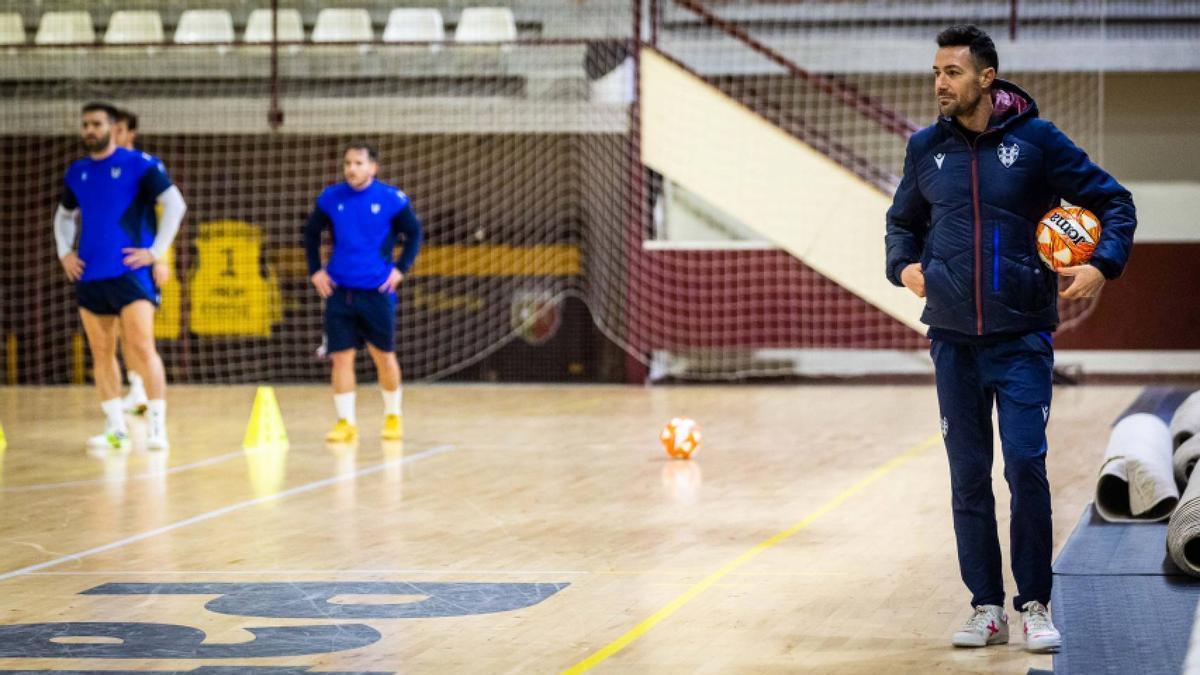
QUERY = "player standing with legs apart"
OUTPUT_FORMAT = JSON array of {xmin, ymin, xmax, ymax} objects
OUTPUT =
[
  {"xmin": 884, "ymin": 26, "xmax": 1135, "ymax": 652},
  {"xmin": 55, "ymin": 102, "xmax": 187, "ymax": 451},
  {"xmin": 111, "ymin": 107, "xmax": 171, "ymax": 415},
  {"xmin": 305, "ymin": 142, "xmax": 423, "ymax": 443}
]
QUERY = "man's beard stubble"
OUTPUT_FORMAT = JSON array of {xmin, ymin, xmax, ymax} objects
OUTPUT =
[
  {"xmin": 83, "ymin": 132, "xmax": 110, "ymax": 153},
  {"xmin": 940, "ymin": 88, "xmax": 982, "ymax": 119}
]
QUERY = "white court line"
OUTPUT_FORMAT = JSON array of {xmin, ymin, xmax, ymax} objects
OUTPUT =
[
  {"xmin": 26, "ymin": 569, "xmax": 846, "ymax": 578},
  {"xmin": 0, "ymin": 448, "xmax": 247, "ymax": 493},
  {"xmin": 30, "ymin": 569, "xmax": 592, "ymax": 576},
  {"xmin": 28, "ymin": 569, "xmax": 845, "ymax": 577},
  {"xmin": 0, "ymin": 444, "xmax": 456, "ymax": 583}
]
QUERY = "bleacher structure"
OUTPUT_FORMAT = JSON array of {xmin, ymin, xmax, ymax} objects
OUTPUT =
[{"xmin": 1, "ymin": 1, "xmax": 1198, "ymax": 384}]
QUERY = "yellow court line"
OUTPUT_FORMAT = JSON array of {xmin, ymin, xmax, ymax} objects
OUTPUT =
[
  {"xmin": 593, "ymin": 570, "xmax": 848, "ymax": 577},
  {"xmin": 562, "ymin": 432, "xmax": 941, "ymax": 674}
]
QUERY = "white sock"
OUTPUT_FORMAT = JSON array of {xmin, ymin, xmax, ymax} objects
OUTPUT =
[
  {"xmin": 147, "ymin": 399, "xmax": 166, "ymax": 420},
  {"xmin": 382, "ymin": 388, "xmax": 402, "ymax": 416},
  {"xmin": 127, "ymin": 371, "xmax": 146, "ymax": 401},
  {"xmin": 334, "ymin": 392, "xmax": 356, "ymax": 425},
  {"xmin": 147, "ymin": 399, "xmax": 167, "ymax": 436},
  {"xmin": 100, "ymin": 398, "xmax": 128, "ymax": 433}
]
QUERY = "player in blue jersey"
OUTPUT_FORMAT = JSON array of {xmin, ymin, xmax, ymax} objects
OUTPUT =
[
  {"xmin": 305, "ymin": 142, "xmax": 423, "ymax": 443},
  {"xmin": 111, "ymin": 107, "xmax": 170, "ymax": 415},
  {"xmin": 54, "ymin": 102, "xmax": 187, "ymax": 451}
]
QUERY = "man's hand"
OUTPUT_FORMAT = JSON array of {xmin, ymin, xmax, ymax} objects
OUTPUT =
[
  {"xmin": 311, "ymin": 269, "xmax": 335, "ymax": 298},
  {"xmin": 122, "ymin": 247, "xmax": 155, "ymax": 269},
  {"xmin": 378, "ymin": 268, "xmax": 404, "ymax": 294},
  {"xmin": 152, "ymin": 260, "xmax": 170, "ymax": 287},
  {"xmin": 1058, "ymin": 264, "xmax": 1105, "ymax": 299},
  {"xmin": 61, "ymin": 251, "xmax": 85, "ymax": 281},
  {"xmin": 901, "ymin": 262, "xmax": 926, "ymax": 298}
]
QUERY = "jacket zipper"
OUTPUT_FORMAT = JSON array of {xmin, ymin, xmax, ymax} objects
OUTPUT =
[
  {"xmin": 970, "ymin": 149, "xmax": 982, "ymax": 334},
  {"xmin": 952, "ymin": 126, "xmax": 996, "ymax": 336}
]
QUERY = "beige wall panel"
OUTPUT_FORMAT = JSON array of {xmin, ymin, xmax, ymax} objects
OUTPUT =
[{"xmin": 640, "ymin": 49, "xmax": 924, "ymax": 333}]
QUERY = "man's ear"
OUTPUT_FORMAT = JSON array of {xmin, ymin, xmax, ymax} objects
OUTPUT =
[{"xmin": 979, "ymin": 67, "xmax": 997, "ymax": 89}]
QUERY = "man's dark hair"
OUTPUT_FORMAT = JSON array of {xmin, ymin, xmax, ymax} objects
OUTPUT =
[
  {"xmin": 936, "ymin": 24, "xmax": 999, "ymax": 74},
  {"xmin": 113, "ymin": 108, "xmax": 139, "ymax": 131},
  {"xmin": 81, "ymin": 101, "xmax": 119, "ymax": 122},
  {"xmin": 344, "ymin": 141, "xmax": 379, "ymax": 163}
]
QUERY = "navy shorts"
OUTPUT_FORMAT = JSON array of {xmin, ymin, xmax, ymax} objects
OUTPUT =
[
  {"xmin": 324, "ymin": 286, "xmax": 397, "ymax": 353},
  {"xmin": 76, "ymin": 272, "xmax": 158, "ymax": 316}
]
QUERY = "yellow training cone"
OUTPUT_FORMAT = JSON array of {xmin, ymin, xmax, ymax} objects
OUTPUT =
[
  {"xmin": 243, "ymin": 386, "xmax": 288, "ymax": 450},
  {"xmin": 0, "ymin": 420, "xmax": 6, "ymax": 451}
]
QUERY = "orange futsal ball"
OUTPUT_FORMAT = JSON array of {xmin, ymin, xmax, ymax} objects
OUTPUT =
[
  {"xmin": 661, "ymin": 417, "xmax": 701, "ymax": 459},
  {"xmin": 1036, "ymin": 206, "xmax": 1101, "ymax": 272}
]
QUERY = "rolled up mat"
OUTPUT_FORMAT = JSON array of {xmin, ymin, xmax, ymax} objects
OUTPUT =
[
  {"xmin": 1176, "ymin": 435, "xmax": 1200, "ymax": 487},
  {"xmin": 1096, "ymin": 412, "xmax": 1178, "ymax": 522},
  {"xmin": 1167, "ymin": 473, "xmax": 1200, "ymax": 576},
  {"xmin": 1171, "ymin": 391, "xmax": 1200, "ymax": 450}
]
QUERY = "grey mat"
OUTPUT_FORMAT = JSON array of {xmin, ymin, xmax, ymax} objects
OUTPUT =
[
  {"xmin": 1051, "ymin": 388, "xmax": 1200, "ymax": 675},
  {"xmin": 1051, "ymin": 574, "xmax": 1200, "ymax": 675},
  {"xmin": 1096, "ymin": 413, "xmax": 1178, "ymax": 522},
  {"xmin": 1054, "ymin": 504, "xmax": 1179, "ymax": 576},
  {"xmin": 1178, "ymin": 435, "xmax": 1200, "ymax": 486},
  {"xmin": 1172, "ymin": 391, "xmax": 1200, "ymax": 449},
  {"xmin": 1169, "ymin": 475, "xmax": 1200, "ymax": 576}
]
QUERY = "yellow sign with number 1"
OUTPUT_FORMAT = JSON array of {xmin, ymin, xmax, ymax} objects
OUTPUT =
[{"xmin": 188, "ymin": 220, "xmax": 283, "ymax": 337}]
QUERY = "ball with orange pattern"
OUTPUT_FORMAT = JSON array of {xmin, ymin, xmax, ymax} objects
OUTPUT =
[
  {"xmin": 1036, "ymin": 206, "xmax": 1102, "ymax": 271},
  {"xmin": 661, "ymin": 417, "xmax": 701, "ymax": 459}
]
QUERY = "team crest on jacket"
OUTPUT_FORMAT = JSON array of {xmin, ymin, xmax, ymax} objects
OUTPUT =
[
  {"xmin": 110, "ymin": 167, "xmax": 122, "ymax": 179},
  {"xmin": 371, "ymin": 203, "xmax": 381, "ymax": 214},
  {"xmin": 997, "ymin": 142, "xmax": 1019, "ymax": 168}
]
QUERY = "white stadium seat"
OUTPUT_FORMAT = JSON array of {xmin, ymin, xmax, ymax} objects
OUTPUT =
[
  {"xmin": 312, "ymin": 8, "xmax": 373, "ymax": 43},
  {"xmin": 382, "ymin": 8, "xmax": 444, "ymax": 44},
  {"xmin": 34, "ymin": 11, "xmax": 95, "ymax": 45},
  {"xmin": 0, "ymin": 13, "xmax": 26, "ymax": 45},
  {"xmin": 454, "ymin": 7, "xmax": 517, "ymax": 43},
  {"xmin": 174, "ymin": 10, "xmax": 235, "ymax": 44},
  {"xmin": 104, "ymin": 11, "xmax": 164, "ymax": 45},
  {"xmin": 243, "ymin": 9, "xmax": 305, "ymax": 44}
]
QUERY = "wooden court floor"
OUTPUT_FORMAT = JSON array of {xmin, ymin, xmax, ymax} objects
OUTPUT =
[{"xmin": 0, "ymin": 383, "xmax": 1142, "ymax": 673}]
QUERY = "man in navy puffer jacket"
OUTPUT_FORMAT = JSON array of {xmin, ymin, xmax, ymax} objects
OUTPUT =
[{"xmin": 885, "ymin": 25, "xmax": 1136, "ymax": 653}]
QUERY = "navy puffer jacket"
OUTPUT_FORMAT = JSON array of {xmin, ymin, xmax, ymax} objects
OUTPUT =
[{"xmin": 885, "ymin": 79, "xmax": 1136, "ymax": 337}]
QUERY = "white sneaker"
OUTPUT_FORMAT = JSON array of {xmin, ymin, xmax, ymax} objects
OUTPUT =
[
  {"xmin": 952, "ymin": 604, "xmax": 1009, "ymax": 647},
  {"xmin": 146, "ymin": 418, "xmax": 169, "ymax": 451},
  {"xmin": 87, "ymin": 428, "xmax": 130, "ymax": 451},
  {"xmin": 1021, "ymin": 601, "xmax": 1062, "ymax": 652}
]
